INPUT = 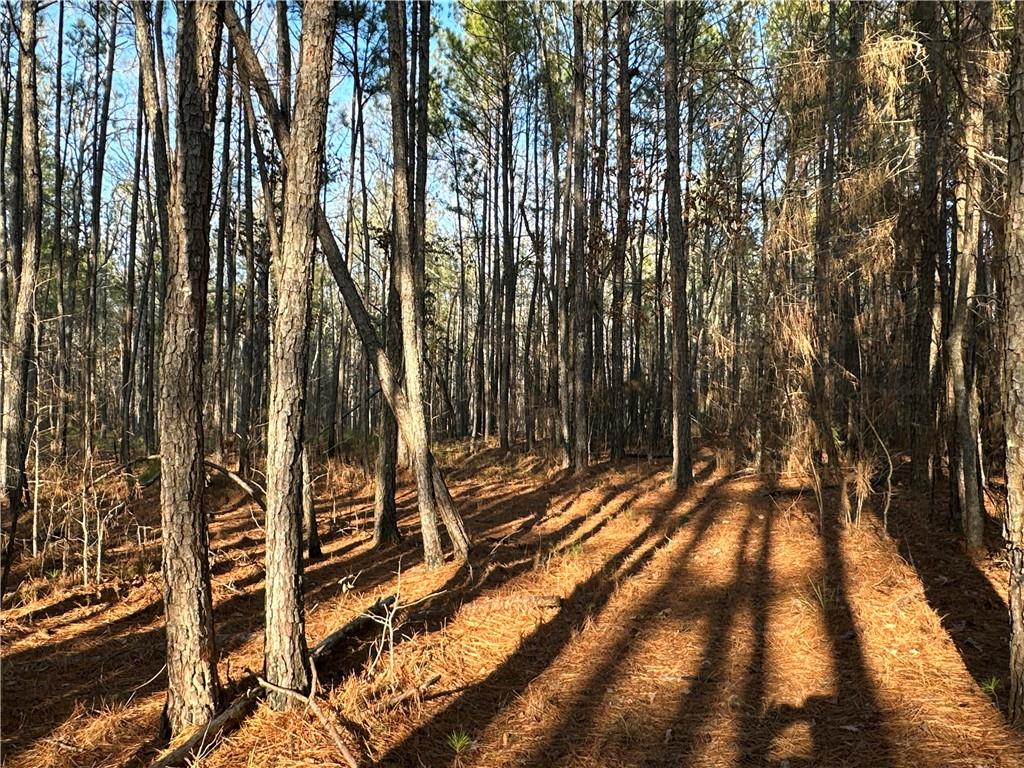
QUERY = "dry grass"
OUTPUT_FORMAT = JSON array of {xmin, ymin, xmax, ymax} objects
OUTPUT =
[{"xmin": 3, "ymin": 443, "xmax": 1023, "ymax": 767}]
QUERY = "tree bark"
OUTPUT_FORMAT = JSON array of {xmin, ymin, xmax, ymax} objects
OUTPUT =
[
  {"xmin": 121, "ymin": 80, "xmax": 145, "ymax": 467},
  {"xmin": 611, "ymin": 0, "xmax": 632, "ymax": 461},
  {"xmin": 910, "ymin": 0, "xmax": 943, "ymax": 488},
  {"xmin": 1003, "ymin": 0, "xmax": 1024, "ymax": 727},
  {"xmin": 211, "ymin": 39, "xmax": 235, "ymax": 460},
  {"xmin": 570, "ymin": 0, "xmax": 589, "ymax": 473},
  {"xmin": 302, "ymin": 447, "xmax": 322, "ymax": 560},
  {"xmin": 374, "ymin": 269, "xmax": 401, "ymax": 549},
  {"xmin": 0, "ymin": 0, "xmax": 42, "ymax": 603},
  {"xmin": 663, "ymin": 0, "xmax": 692, "ymax": 487},
  {"xmin": 947, "ymin": 0, "xmax": 989, "ymax": 548},
  {"xmin": 51, "ymin": 3, "xmax": 67, "ymax": 458},
  {"xmin": 133, "ymin": 0, "xmax": 224, "ymax": 734},
  {"xmin": 263, "ymin": 0, "xmax": 337, "ymax": 709}
]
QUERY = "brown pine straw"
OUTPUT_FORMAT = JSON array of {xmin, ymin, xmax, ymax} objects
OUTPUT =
[{"xmin": 3, "ymin": 443, "xmax": 1024, "ymax": 767}]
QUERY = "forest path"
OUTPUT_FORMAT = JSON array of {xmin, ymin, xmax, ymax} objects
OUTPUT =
[{"xmin": 2, "ymin": 445, "xmax": 1023, "ymax": 767}]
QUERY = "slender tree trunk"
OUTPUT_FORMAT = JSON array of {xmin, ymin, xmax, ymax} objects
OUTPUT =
[
  {"xmin": 211, "ymin": 40, "xmax": 235, "ymax": 460},
  {"xmin": 134, "ymin": 0, "xmax": 223, "ymax": 734},
  {"xmin": 0, "ymin": 0, "xmax": 42, "ymax": 603},
  {"xmin": 237, "ymin": 5, "xmax": 258, "ymax": 477},
  {"xmin": 498, "ymin": 4, "xmax": 515, "ymax": 453},
  {"xmin": 121, "ymin": 81, "xmax": 145, "ymax": 466},
  {"xmin": 51, "ymin": 3, "xmax": 67, "ymax": 458},
  {"xmin": 664, "ymin": 0, "xmax": 692, "ymax": 487},
  {"xmin": 302, "ymin": 446, "xmax": 322, "ymax": 560},
  {"xmin": 611, "ymin": 0, "xmax": 632, "ymax": 461},
  {"xmin": 911, "ymin": 0, "xmax": 943, "ymax": 488},
  {"xmin": 82, "ymin": 6, "xmax": 118, "ymax": 543},
  {"xmin": 374, "ymin": 268, "xmax": 401, "ymax": 549},
  {"xmin": 946, "ymin": 0, "xmax": 988, "ymax": 548},
  {"xmin": 571, "ymin": 0, "xmax": 589, "ymax": 473},
  {"xmin": 589, "ymin": 1, "xmax": 610, "ymax": 447},
  {"xmin": 263, "ymin": 0, "xmax": 336, "ymax": 708}
]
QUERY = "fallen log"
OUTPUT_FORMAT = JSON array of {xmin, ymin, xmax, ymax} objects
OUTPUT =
[
  {"xmin": 90, "ymin": 453, "xmax": 268, "ymax": 512},
  {"xmin": 203, "ymin": 460, "xmax": 267, "ymax": 511},
  {"xmin": 149, "ymin": 686, "xmax": 262, "ymax": 768},
  {"xmin": 311, "ymin": 594, "xmax": 397, "ymax": 661},
  {"xmin": 147, "ymin": 594, "xmax": 394, "ymax": 767}
]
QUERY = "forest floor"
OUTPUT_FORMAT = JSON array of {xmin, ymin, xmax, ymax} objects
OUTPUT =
[{"xmin": 2, "ymin": 442, "xmax": 1023, "ymax": 767}]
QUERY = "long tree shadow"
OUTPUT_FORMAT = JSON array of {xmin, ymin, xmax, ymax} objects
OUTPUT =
[
  {"xmin": 733, "ymin": 490, "xmax": 896, "ymax": 768},
  {"xmin": 817, "ymin": 490, "xmax": 895, "ymax": 764},
  {"xmin": 0, "ymin": 457, "xmax": 669, "ymax": 761},
  {"xmin": 383, "ymin": 465, "xmax": 678, "ymax": 649},
  {"xmin": 507, "ymin": 487, "xmax": 757, "ymax": 768},
  {"xmin": 641, "ymin": 509, "xmax": 759, "ymax": 766},
  {"xmin": 881, "ymin": 489, "xmax": 1010, "ymax": 708},
  {"xmin": 373, "ymin": 465, "xmax": 727, "ymax": 767},
  {"xmin": 312, "ymin": 462, "xmax": 684, "ymax": 694},
  {"xmin": 736, "ymin": 509, "xmax": 774, "ymax": 765}
]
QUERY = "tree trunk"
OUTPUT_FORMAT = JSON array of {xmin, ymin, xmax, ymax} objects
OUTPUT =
[
  {"xmin": 948, "ymin": 0, "xmax": 989, "ymax": 548},
  {"xmin": 664, "ymin": 0, "xmax": 692, "ymax": 487},
  {"xmin": 121, "ymin": 80, "xmax": 145, "ymax": 466},
  {"xmin": 374, "ymin": 270, "xmax": 402, "ymax": 549},
  {"xmin": 134, "ymin": 0, "xmax": 224, "ymax": 734},
  {"xmin": 611, "ymin": 0, "xmax": 632, "ymax": 461},
  {"xmin": 571, "ymin": 0, "xmax": 590, "ymax": 473},
  {"xmin": 51, "ymin": 3, "xmax": 67, "ymax": 458},
  {"xmin": 0, "ymin": 0, "xmax": 42, "ymax": 603},
  {"xmin": 1004, "ymin": 2, "xmax": 1024, "ymax": 725},
  {"xmin": 498, "ymin": 4, "xmax": 515, "ymax": 453},
  {"xmin": 211, "ymin": 39, "xmax": 235, "ymax": 460},
  {"xmin": 910, "ymin": 0, "xmax": 943, "ymax": 488},
  {"xmin": 386, "ymin": 0, "xmax": 447, "ymax": 567},
  {"xmin": 263, "ymin": 0, "xmax": 336, "ymax": 709},
  {"xmin": 302, "ymin": 447, "xmax": 322, "ymax": 560}
]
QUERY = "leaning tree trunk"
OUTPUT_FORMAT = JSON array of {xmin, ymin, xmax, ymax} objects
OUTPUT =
[
  {"xmin": 263, "ymin": 0, "xmax": 336, "ymax": 709},
  {"xmin": 133, "ymin": 0, "xmax": 223, "ymax": 734},
  {"xmin": 1003, "ymin": 1, "xmax": 1024, "ymax": 727},
  {"xmin": 385, "ymin": 0, "xmax": 445, "ymax": 566},
  {"xmin": 225, "ymin": 0, "xmax": 470, "ymax": 564},
  {"xmin": 0, "ymin": 0, "xmax": 42, "ymax": 604}
]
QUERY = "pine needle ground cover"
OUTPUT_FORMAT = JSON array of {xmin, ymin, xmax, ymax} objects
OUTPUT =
[{"xmin": 2, "ymin": 443, "xmax": 1022, "ymax": 767}]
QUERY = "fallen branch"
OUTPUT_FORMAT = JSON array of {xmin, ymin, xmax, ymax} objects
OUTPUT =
[
  {"xmin": 90, "ymin": 454, "xmax": 161, "ymax": 487},
  {"xmin": 258, "ymin": 660, "xmax": 359, "ymax": 768},
  {"xmin": 147, "ymin": 595, "xmax": 391, "ymax": 767},
  {"xmin": 203, "ymin": 460, "xmax": 267, "ymax": 511},
  {"xmin": 90, "ymin": 454, "xmax": 267, "ymax": 511},
  {"xmin": 311, "ymin": 594, "xmax": 397, "ymax": 661},
  {"xmin": 149, "ymin": 687, "xmax": 262, "ymax": 768},
  {"xmin": 381, "ymin": 672, "xmax": 441, "ymax": 709}
]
